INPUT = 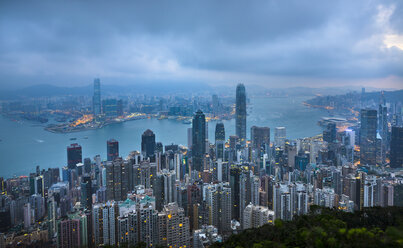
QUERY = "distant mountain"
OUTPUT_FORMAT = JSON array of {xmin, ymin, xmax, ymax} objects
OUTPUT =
[{"xmin": 0, "ymin": 82, "xmax": 213, "ymax": 99}]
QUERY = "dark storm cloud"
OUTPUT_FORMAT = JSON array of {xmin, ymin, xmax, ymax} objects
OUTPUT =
[{"xmin": 0, "ymin": 0, "xmax": 402, "ymax": 89}]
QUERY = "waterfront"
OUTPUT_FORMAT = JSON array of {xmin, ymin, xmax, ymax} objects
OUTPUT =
[{"xmin": 0, "ymin": 96, "xmax": 327, "ymax": 178}]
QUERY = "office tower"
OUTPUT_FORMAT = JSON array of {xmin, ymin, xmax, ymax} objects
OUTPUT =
[
  {"xmin": 204, "ymin": 183, "xmax": 232, "ymax": 234},
  {"xmin": 274, "ymin": 127, "xmax": 286, "ymax": 148},
  {"xmin": 67, "ymin": 143, "xmax": 82, "ymax": 169},
  {"xmin": 141, "ymin": 129, "xmax": 156, "ymax": 159},
  {"xmin": 243, "ymin": 203, "xmax": 274, "ymax": 230},
  {"xmin": 390, "ymin": 127, "xmax": 403, "ymax": 168},
  {"xmin": 30, "ymin": 175, "xmax": 45, "ymax": 196},
  {"xmin": 215, "ymin": 122, "xmax": 225, "ymax": 161},
  {"xmin": 323, "ymin": 123, "xmax": 336, "ymax": 143},
  {"xmin": 107, "ymin": 139, "xmax": 119, "ymax": 161},
  {"xmin": 235, "ymin": 84, "xmax": 247, "ymax": 144},
  {"xmin": 83, "ymin": 158, "xmax": 91, "ymax": 174},
  {"xmin": 345, "ymin": 129, "xmax": 356, "ymax": 147},
  {"xmin": 102, "ymin": 99, "xmax": 118, "ymax": 118},
  {"xmin": 360, "ymin": 109, "xmax": 377, "ymax": 165},
  {"xmin": 93, "ymin": 78, "xmax": 101, "ymax": 115},
  {"xmin": 81, "ymin": 175, "xmax": 92, "ymax": 210},
  {"xmin": 59, "ymin": 219, "xmax": 81, "ymax": 248},
  {"xmin": 251, "ymin": 126, "xmax": 270, "ymax": 150},
  {"xmin": 192, "ymin": 110, "xmax": 206, "ymax": 172},
  {"xmin": 158, "ymin": 203, "xmax": 190, "ymax": 248}
]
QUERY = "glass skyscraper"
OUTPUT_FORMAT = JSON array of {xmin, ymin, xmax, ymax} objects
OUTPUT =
[
  {"xmin": 235, "ymin": 84, "xmax": 246, "ymax": 144},
  {"xmin": 107, "ymin": 139, "xmax": 119, "ymax": 161},
  {"xmin": 390, "ymin": 126, "xmax": 403, "ymax": 168},
  {"xmin": 192, "ymin": 110, "xmax": 206, "ymax": 172},
  {"xmin": 215, "ymin": 122, "xmax": 225, "ymax": 160},
  {"xmin": 141, "ymin": 129, "xmax": 156, "ymax": 159},
  {"xmin": 360, "ymin": 109, "xmax": 377, "ymax": 165}
]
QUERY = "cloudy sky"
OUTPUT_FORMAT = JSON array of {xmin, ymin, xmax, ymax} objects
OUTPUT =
[{"xmin": 0, "ymin": 0, "xmax": 403, "ymax": 89}]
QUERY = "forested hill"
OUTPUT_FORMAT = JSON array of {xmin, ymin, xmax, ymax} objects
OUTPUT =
[{"xmin": 211, "ymin": 206, "xmax": 403, "ymax": 248}]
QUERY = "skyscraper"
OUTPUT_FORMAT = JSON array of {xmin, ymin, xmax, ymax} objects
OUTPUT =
[
  {"xmin": 192, "ymin": 110, "xmax": 206, "ymax": 172},
  {"xmin": 141, "ymin": 129, "xmax": 156, "ymax": 159},
  {"xmin": 323, "ymin": 123, "xmax": 336, "ymax": 143},
  {"xmin": 390, "ymin": 126, "xmax": 403, "ymax": 168},
  {"xmin": 215, "ymin": 122, "xmax": 225, "ymax": 161},
  {"xmin": 102, "ymin": 99, "xmax": 118, "ymax": 118},
  {"xmin": 107, "ymin": 139, "xmax": 119, "ymax": 161},
  {"xmin": 81, "ymin": 175, "xmax": 92, "ymax": 210},
  {"xmin": 251, "ymin": 126, "xmax": 270, "ymax": 150},
  {"xmin": 274, "ymin": 127, "xmax": 286, "ymax": 148},
  {"xmin": 93, "ymin": 78, "xmax": 101, "ymax": 115},
  {"xmin": 67, "ymin": 143, "xmax": 82, "ymax": 169},
  {"xmin": 235, "ymin": 84, "xmax": 246, "ymax": 144},
  {"xmin": 360, "ymin": 109, "xmax": 377, "ymax": 165}
]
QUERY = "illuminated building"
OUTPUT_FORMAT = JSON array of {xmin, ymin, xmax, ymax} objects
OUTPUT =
[
  {"xmin": 67, "ymin": 143, "xmax": 82, "ymax": 170},
  {"xmin": 107, "ymin": 139, "xmax": 119, "ymax": 161}
]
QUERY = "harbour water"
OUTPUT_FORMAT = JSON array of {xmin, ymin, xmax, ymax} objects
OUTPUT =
[{"xmin": 0, "ymin": 96, "xmax": 327, "ymax": 178}]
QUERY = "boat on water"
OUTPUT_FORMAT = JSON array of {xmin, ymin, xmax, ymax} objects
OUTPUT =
[
  {"xmin": 182, "ymin": 119, "xmax": 192, "ymax": 124},
  {"xmin": 83, "ymin": 137, "xmax": 88, "ymax": 139},
  {"xmin": 70, "ymin": 137, "xmax": 77, "ymax": 140}
]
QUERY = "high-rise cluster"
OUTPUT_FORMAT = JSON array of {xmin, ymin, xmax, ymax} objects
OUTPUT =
[{"xmin": 1, "ymin": 84, "xmax": 401, "ymax": 247}]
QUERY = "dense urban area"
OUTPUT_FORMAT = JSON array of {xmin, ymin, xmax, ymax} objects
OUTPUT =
[{"xmin": 0, "ymin": 80, "xmax": 402, "ymax": 248}]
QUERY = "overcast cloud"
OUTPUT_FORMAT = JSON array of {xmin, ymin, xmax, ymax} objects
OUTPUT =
[{"xmin": 0, "ymin": 0, "xmax": 402, "ymax": 89}]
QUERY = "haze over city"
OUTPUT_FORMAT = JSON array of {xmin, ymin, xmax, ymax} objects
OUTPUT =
[{"xmin": 0, "ymin": 0, "xmax": 403, "ymax": 90}]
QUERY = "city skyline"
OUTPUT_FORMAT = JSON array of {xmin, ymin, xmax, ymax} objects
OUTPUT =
[{"xmin": 1, "ymin": 1, "xmax": 403, "ymax": 247}]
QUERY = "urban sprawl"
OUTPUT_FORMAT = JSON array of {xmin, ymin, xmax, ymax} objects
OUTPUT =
[{"xmin": 0, "ymin": 81, "xmax": 403, "ymax": 248}]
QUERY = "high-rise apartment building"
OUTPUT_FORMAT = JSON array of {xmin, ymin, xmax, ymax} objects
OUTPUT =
[
  {"xmin": 158, "ymin": 202, "xmax": 190, "ymax": 248},
  {"xmin": 243, "ymin": 203, "xmax": 274, "ymax": 229}
]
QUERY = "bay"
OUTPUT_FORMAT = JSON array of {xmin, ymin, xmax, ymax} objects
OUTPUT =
[{"xmin": 0, "ymin": 96, "xmax": 327, "ymax": 178}]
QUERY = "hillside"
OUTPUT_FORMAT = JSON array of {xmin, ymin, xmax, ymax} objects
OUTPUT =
[{"xmin": 211, "ymin": 206, "xmax": 403, "ymax": 248}]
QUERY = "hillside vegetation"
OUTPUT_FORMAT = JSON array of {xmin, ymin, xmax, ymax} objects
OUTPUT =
[{"xmin": 212, "ymin": 206, "xmax": 403, "ymax": 248}]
